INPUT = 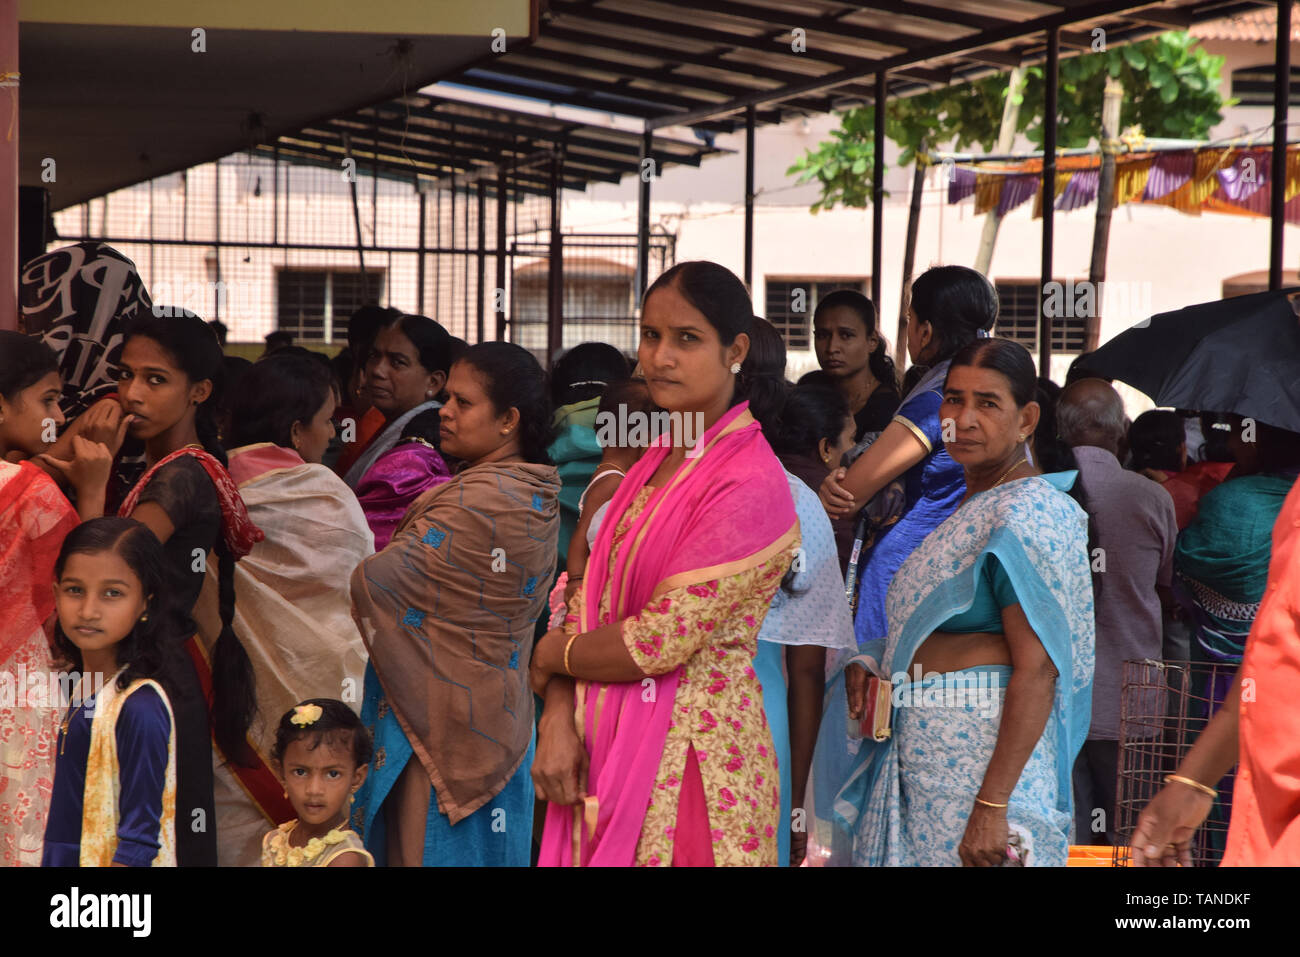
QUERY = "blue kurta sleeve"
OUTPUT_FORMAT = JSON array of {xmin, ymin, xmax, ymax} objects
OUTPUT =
[
  {"xmin": 111, "ymin": 685, "xmax": 171, "ymax": 867},
  {"xmin": 892, "ymin": 387, "xmax": 944, "ymax": 453}
]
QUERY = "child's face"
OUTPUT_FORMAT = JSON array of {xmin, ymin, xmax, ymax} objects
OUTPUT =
[
  {"xmin": 279, "ymin": 736, "xmax": 366, "ymax": 829},
  {"xmin": 54, "ymin": 550, "xmax": 149, "ymax": 655}
]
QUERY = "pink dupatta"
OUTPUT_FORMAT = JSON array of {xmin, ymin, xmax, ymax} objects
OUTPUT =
[{"xmin": 538, "ymin": 401, "xmax": 798, "ymax": 866}]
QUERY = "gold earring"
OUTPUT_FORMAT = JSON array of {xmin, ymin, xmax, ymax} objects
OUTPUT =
[
  {"xmin": 1018, "ymin": 434, "xmax": 1026, "ymax": 442},
  {"xmin": 139, "ymin": 612, "xmax": 148, "ymax": 622}
]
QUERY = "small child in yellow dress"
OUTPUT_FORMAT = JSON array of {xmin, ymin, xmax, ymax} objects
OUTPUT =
[{"xmin": 262, "ymin": 698, "xmax": 374, "ymax": 867}]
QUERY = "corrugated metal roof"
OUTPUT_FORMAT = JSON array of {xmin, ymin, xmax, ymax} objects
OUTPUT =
[
  {"xmin": 256, "ymin": 88, "xmax": 726, "ymax": 195},
  {"xmin": 442, "ymin": 0, "xmax": 1279, "ymax": 132}
]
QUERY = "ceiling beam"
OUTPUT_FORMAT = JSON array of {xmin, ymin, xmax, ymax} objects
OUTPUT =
[{"xmin": 644, "ymin": 0, "xmax": 1209, "ymax": 130}]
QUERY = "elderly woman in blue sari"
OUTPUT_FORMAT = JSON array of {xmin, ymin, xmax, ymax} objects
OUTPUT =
[
  {"xmin": 820, "ymin": 339, "xmax": 1095, "ymax": 866},
  {"xmin": 349, "ymin": 342, "xmax": 560, "ymax": 866}
]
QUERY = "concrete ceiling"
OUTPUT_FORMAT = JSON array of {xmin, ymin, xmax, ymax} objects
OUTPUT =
[{"xmin": 19, "ymin": 4, "xmax": 533, "ymax": 209}]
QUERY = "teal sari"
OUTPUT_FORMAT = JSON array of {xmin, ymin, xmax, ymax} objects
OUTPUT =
[
  {"xmin": 813, "ymin": 472, "xmax": 1094, "ymax": 866},
  {"xmin": 1174, "ymin": 471, "xmax": 1297, "ymax": 663}
]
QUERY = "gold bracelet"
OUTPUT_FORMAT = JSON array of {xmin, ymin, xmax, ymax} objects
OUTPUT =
[
  {"xmin": 974, "ymin": 796, "xmax": 1009, "ymax": 809},
  {"xmin": 1165, "ymin": 774, "xmax": 1217, "ymax": 799},
  {"xmin": 562, "ymin": 634, "xmax": 579, "ymax": 676}
]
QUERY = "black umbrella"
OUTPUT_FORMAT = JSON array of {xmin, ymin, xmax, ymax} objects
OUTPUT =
[{"xmin": 1077, "ymin": 287, "xmax": 1300, "ymax": 433}]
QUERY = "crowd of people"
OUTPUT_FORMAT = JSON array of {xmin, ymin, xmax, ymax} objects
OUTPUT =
[{"xmin": 2, "ymin": 239, "xmax": 1297, "ymax": 867}]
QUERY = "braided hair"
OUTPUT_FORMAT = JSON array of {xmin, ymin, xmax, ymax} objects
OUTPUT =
[{"xmin": 123, "ymin": 310, "xmax": 257, "ymax": 766}]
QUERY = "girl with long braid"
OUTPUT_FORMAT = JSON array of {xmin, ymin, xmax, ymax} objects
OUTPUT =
[{"xmin": 112, "ymin": 312, "xmax": 263, "ymax": 866}]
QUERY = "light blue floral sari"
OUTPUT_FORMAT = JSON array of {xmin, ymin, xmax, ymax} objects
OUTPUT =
[{"xmin": 812, "ymin": 472, "xmax": 1094, "ymax": 866}]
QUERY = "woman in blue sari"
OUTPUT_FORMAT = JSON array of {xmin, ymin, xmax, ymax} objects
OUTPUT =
[
  {"xmin": 820, "ymin": 266, "xmax": 999, "ymax": 654},
  {"xmin": 819, "ymin": 338, "xmax": 1094, "ymax": 866}
]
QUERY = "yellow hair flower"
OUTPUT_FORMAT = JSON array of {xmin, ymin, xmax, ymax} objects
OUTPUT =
[{"xmin": 290, "ymin": 703, "xmax": 323, "ymax": 727}]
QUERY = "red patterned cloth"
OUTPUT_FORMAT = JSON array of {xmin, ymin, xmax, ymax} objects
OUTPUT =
[
  {"xmin": 118, "ymin": 448, "xmax": 264, "ymax": 558},
  {"xmin": 1, "ymin": 461, "xmax": 80, "ymax": 866}
]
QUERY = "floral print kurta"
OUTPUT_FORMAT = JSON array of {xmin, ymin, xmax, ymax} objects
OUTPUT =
[{"xmin": 570, "ymin": 487, "xmax": 797, "ymax": 866}]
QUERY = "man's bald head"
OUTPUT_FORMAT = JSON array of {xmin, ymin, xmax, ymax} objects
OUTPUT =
[{"xmin": 1058, "ymin": 378, "xmax": 1127, "ymax": 454}]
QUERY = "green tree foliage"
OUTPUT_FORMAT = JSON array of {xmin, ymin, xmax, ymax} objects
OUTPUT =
[{"xmin": 787, "ymin": 33, "xmax": 1229, "ymax": 212}]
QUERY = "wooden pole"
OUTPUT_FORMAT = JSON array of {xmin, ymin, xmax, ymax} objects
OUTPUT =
[
  {"xmin": 895, "ymin": 143, "xmax": 924, "ymax": 366},
  {"xmin": 973, "ymin": 67, "xmax": 1025, "ymax": 276},
  {"xmin": 1086, "ymin": 76, "xmax": 1123, "ymax": 352}
]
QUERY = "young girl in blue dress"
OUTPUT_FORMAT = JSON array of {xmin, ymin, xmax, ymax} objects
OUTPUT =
[{"xmin": 42, "ymin": 518, "xmax": 179, "ymax": 867}]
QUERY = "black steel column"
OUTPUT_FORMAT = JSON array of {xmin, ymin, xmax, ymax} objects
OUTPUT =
[
  {"xmin": 213, "ymin": 159, "xmax": 222, "ymax": 321},
  {"xmin": 635, "ymin": 129, "xmax": 652, "ymax": 299},
  {"xmin": 744, "ymin": 105, "xmax": 755, "ymax": 287},
  {"xmin": 872, "ymin": 71, "xmax": 886, "ymax": 308},
  {"xmin": 476, "ymin": 180, "xmax": 487, "ymax": 344},
  {"xmin": 547, "ymin": 146, "xmax": 565, "ymax": 366},
  {"xmin": 416, "ymin": 188, "xmax": 426, "ymax": 316},
  {"xmin": 272, "ymin": 146, "xmax": 279, "ymax": 246},
  {"xmin": 1039, "ymin": 27, "xmax": 1059, "ymax": 373},
  {"xmin": 495, "ymin": 166, "xmax": 508, "ymax": 341},
  {"xmin": 1271, "ymin": 0, "xmax": 1292, "ymax": 289}
]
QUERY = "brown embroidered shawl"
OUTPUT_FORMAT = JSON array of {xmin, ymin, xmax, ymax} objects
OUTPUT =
[{"xmin": 351, "ymin": 461, "xmax": 560, "ymax": 823}]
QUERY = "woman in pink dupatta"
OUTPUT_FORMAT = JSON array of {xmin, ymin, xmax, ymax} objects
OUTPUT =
[{"xmin": 531, "ymin": 262, "xmax": 800, "ymax": 866}]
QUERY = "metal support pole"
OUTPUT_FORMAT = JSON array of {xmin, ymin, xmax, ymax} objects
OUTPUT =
[
  {"xmin": 476, "ymin": 180, "xmax": 487, "ymax": 343},
  {"xmin": 0, "ymin": 0, "xmax": 18, "ymax": 329},
  {"xmin": 1038, "ymin": 27, "xmax": 1059, "ymax": 373},
  {"xmin": 635, "ymin": 129, "xmax": 652, "ymax": 299},
  {"xmin": 213, "ymin": 159, "xmax": 222, "ymax": 321},
  {"xmin": 496, "ymin": 165, "xmax": 508, "ymax": 341},
  {"xmin": 744, "ymin": 105, "xmax": 755, "ymax": 288},
  {"xmin": 416, "ymin": 188, "xmax": 427, "ymax": 316},
  {"xmin": 872, "ymin": 71, "xmax": 886, "ymax": 309},
  {"xmin": 546, "ymin": 146, "xmax": 565, "ymax": 365},
  {"xmin": 343, "ymin": 134, "xmax": 369, "ymax": 304},
  {"xmin": 272, "ymin": 146, "xmax": 279, "ymax": 247},
  {"xmin": 1270, "ymin": 0, "xmax": 1292, "ymax": 290}
]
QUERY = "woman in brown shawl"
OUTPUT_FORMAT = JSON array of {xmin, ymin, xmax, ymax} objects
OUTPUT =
[{"xmin": 350, "ymin": 342, "xmax": 560, "ymax": 866}]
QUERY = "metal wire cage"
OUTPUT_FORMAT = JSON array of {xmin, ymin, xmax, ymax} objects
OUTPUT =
[{"xmin": 1114, "ymin": 658, "xmax": 1239, "ymax": 866}]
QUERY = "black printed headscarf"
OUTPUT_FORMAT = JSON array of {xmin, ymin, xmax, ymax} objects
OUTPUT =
[{"xmin": 20, "ymin": 242, "xmax": 153, "ymax": 419}]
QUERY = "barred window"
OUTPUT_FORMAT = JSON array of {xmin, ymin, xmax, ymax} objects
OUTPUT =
[
  {"xmin": 1230, "ymin": 64, "xmax": 1300, "ymax": 107},
  {"xmin": 765, "ymin": 277, "xmax": 868, "ymax": 349},
  {"xmin": 993, "ymin": 279, "xmax": 1086, "ymax": 355},
  {"xmin": 276, "ymin": 268, "xmax": 384, "ymax": 344}
]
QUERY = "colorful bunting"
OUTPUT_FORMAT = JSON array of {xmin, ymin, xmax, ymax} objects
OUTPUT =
[{"xmin": 938, "ymin": 143, "xmax": 1300, "ymax": 224}]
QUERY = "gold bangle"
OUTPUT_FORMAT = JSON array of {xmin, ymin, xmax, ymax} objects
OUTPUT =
[
  {"xmin": 974, "ymin": 796, "xmax": 1009, "ymax": 809},
  {"xmin": 562, "ymin": 634, "xmax": 578, "ymax": 676},
  {"xmin": 1165, "ymin": 774, "xmax": 1217, "ymax": 799}
]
